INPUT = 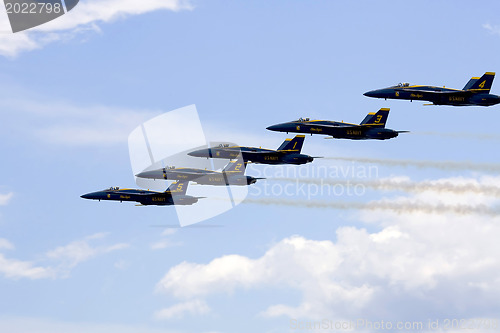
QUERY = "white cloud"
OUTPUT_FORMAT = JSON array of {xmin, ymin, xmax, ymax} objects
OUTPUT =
[
  {"xmin": 161, "ymin": 229, "xmax": 177, "ymax": 236},
  {"xmin": 150, "ymin": 239, "xmax": 182, "ymax": 250},
  {"xmin": 151, "ymin": 229, "xmax": 182, "ymax": 250},
  {"xmin": 155, "ymin": 174, "xmax": 500, "ymax": 321},
  {"xmin": 0, "ymin": 233, "xmax": 128, "ymax": 280},
  {"xmin": 483, "ymin": 23, "xmax": 500, "ymax": 36},
  {"xmin": 0, "ymin": 316, "xmax": 182, "ymax": 333},
  {"xmin": 154, "ymin": 299, "xmax": 210, "ymax": 320},
  {"xmin": 1, "ymin": 96, "xmax": 161, "ymax": 146},
  {"xmin": 113, "ymin": 259, "xmax": 130, "ymax": 270},
  {"xmin": 46, "ymin": 233, "xmax": 129, "ymax": 276},
  {"xmin": 0, "ymin": 238, "xmax": 14, "ymax": 250},
  {"xmin": 0, "ymin": 0, "xmax": 193, "ymax": 57},
  {"xmin": 0, "ymin": 192, "xmax": 13, "ymax": 206},
  {"xmin": 0, "ymin": 253, "xmax": 54, "ymax": 279}
]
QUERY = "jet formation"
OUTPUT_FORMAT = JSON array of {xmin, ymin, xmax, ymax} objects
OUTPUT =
[
  {"xmin": 267, "ymin": 108, "xmax": 407, "ymax": 140},
  {"xmin": 82, "ymin": 72, "xmax": 498, "ymax": 207},
  {"xmin": 364, "ymin": 72, "xmax": 500, "ymax": 106}
]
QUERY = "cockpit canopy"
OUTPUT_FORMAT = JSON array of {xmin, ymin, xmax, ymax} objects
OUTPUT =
[
  {"xmin": 107, "ymin": 186, "xmax": 120, "ymax": 191},
  {"xmin": 396, "ymin": 82, "xmax": 410, "ymax": 87},
  {"xmin": 296, "ymin": 117, "xmax": 310, "ymax": 122}
]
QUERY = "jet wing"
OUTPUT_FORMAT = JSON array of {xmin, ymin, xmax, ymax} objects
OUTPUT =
[
  {"xmin": 116, "ymin": 190, "xmax": 157, "ymax": 196},
  {"xmin": 298, "ymin": 122, "xmax": 357, "ymax": 128},
  {"xmin": 398, "ymin": 88, "xmax": 471, "ymax": 95},
  {"xmin": 243, "ymin": 151, "xmax": 280, "ymax": 156},
  {"xmin": 168, "ymin": 169, "xmax": 215, "ymax": 176}
]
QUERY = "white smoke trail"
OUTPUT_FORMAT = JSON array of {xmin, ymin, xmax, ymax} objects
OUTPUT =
[
  {"xmin": 324, "ymin": 157, "xmax": 500, "ymax": 173},
  {"xmin": 241, "ymin": 197, "xmax": 500, "ymax": 216},
  {"xmin": 414, "ymin": 131, "xmax": 500, "ymax": 141},
  {"xmin": 270, "ymin": 177, "xmax": 500, "ymax": 197}
]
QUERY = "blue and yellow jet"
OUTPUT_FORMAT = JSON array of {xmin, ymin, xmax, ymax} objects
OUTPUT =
[
  {"xmin": 266, "ymin": 108, "xmax": 406, "ymax": 140},
  {"xmin": 364, "ymin": 72, "xmax": 500, "ymax": 106},
  {"xmin": 188, "ymin": 135, "xmax": 314, "ymax": 165},
  {"xmin": 80, "ymin": 181, "xmax": 201, "ymax": 206},
  {"xmin": 136, "ymin": 156, "xmax": 262, "ymax": 186}
]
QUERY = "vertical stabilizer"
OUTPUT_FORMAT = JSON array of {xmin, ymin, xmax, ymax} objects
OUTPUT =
[
  {"xmin": 277, "ymin": 135, "xmax": 305, "ymax": 152},
  {"xmin": 467, "ymin": 72, "xmax": 495, "ymax": 92},
  {"xmin": 360, "ymin": 108, "xmax": 390, "ymax": 128}
]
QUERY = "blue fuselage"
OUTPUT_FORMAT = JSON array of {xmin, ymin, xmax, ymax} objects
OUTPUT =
[
  {"xmin": 364, "ymin": 85, "xmax": 500, "ymax": 106},
  {"xmin": 267, "ymin": 121, "xmax": 398, "ymax": 140},
  {"xmin": 80, "ymin": 188, "xmax": 198, "ymax": 206}
]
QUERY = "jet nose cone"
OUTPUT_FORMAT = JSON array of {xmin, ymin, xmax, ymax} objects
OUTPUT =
[
  {"xmin": 136, "ymin": 170, "xmax": 164, "ymax": 179},
  {"xmin": 266, "ymin": 122, "xmax": 293, "ymax": 132},
  {"xmin": 266, "ymin": 124, "xmax": 280, "ymax": 131},
  {"xmin": 188, "ymin": 149, "xmax": 210, "ymax": 158},
  {"xmin": 81, "ymin": 192, "xmax": 99, "ymax": 200},
  {"xmin": 364, "ymin": 88, "xmax": 392, "ymax": 99}
]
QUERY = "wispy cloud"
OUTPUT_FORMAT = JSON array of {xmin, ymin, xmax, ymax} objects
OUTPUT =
[
  {"xmin": 154, "ymin": 299, "xmax": 210, "ymax": 320},
  {"xmin": 0, "ymin": 254, "xmax": 53, "ymax": 279},
  {"xmin": 150, "ymin": 229, "xmax": 182, "ymax": 250},
  {"xmin": 46, "ymin": 233, "xmax": 129, "ymax": 277},
  {"xmin": 1, "ymin": 96, "xmax": 161, "ymax": 146},
  {"xmin": 0, "ymin": 238, "xmax": 14, "ymax": 250},
  {"xmin": 0, "ymin": 192, "xmax": 13, "ymax": 206},
  {"xmin": 0, "ymin": 0, "xmax": 193, "ymax": 57},
  {"xmin": 0, "ymin": 233, "xmax": 128, "ymax": 280},
  {"xmin": 150, "ymin": 240, "xmax": 182, "ymax": 250},
  {"xmin": 0, "ymin": 316, "xmax": 182, "ymax": 333},
  {"xmin": 483, "ymin": 23, "xmax": 500, "ymax": 36}
]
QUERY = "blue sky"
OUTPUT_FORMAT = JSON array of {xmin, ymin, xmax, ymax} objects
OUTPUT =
[{"xmin": 1, "ymin": 1, "xmax": 500, "ymax": 332}]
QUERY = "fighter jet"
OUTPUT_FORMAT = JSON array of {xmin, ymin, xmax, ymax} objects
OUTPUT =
[
  {"xmin": 188, "ymin": 135, "xmax": 315, "ymax": 165},
  {"xmin": 80, "ymin": 181, "xmax": 200, "ymax": 206},
  {"xmin": 266, "ymin": 108, "xmax": 406, "ymax": 140},
  {"xmin": 135, "ymin": 156, "xmax": 261, "ymax": 186},
  {"xmin": 364, "ymin": 72, "xmax": 500, "ymax": 106}
]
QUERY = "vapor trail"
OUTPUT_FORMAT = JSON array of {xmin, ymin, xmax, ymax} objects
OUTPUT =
[
  {"xmin": 241, "ymin": 197, "xmax": 500, "ymax": 216},
  {"xmin": 324, "ymin": 157, "xmax": 500, "ymax": 173},
  {"xmin": 415, "ymin": 131, "xmax": 500, "ymax": 141},
  {"xmin": 270, "ymin": 178, "xmax": 500, "ymax": 197}
]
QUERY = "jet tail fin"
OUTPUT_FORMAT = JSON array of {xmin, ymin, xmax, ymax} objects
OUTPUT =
[
  {"xmin": 277, "ymin": 135, "xmax": 305, "ymax": 152},
  {"xmin": 166, "ymin": 181, "xmax": 189, "ymax": 195},
  {"xmin": 466, "ymin": 72, "xmax": 495, "ymax": 92},
  {"xmin": 359, "ymin": 108, "xmax": 390, "ymax": 128},
  {"xmin": 222, "ymin": 156, "xmax": 246, "ymax": 174}
]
